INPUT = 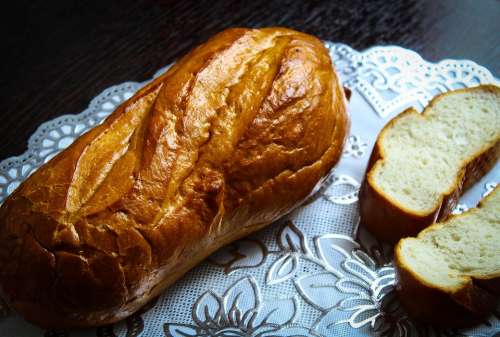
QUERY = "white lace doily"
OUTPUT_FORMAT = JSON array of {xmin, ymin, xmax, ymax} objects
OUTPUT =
[{"xmin": 1, "ymin": 43, "xmax": 499, "ymax": 337}]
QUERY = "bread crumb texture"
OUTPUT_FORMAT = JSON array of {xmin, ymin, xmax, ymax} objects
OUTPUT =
[
  {"xmin": 372, "ymin": 87, "xmax": 500, "ymax": 213},
  {"xmin": 399, "ymin": 186, "xmax": 500, "ymax": 290}
]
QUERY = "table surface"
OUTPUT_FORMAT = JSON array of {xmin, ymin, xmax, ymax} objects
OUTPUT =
[{"xmin": 1, "ymin": 0, "xmax": 499, "ymax": 161}]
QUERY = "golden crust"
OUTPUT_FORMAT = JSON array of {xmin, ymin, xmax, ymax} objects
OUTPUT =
[
  {"xmin": 359, "ymin": 85, "xmax": 500, "ymax": 244},
  {"xmin": 0, "ymin": 27, "xmax": 349, "ymax": 328},
  {"xmin": 394, "ymin": 189, "xmax": 500, "ymax": 327}
]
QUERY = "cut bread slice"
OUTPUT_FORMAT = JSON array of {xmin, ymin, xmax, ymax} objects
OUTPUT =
[
  {"xmin": 395, "ymin": 186, "xmax": 500, "ymax": 327},
  {"xmin": 359, "ymin": 85, "xmax": 500, "ymax": 243}
]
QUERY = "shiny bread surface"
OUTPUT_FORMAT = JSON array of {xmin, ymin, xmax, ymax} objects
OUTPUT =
[{"xmin": 0, "ymin": 27, "xmax": 349, "ymax": 328}]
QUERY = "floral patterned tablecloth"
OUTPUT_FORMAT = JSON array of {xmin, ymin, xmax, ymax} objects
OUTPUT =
[{"xmin": 0, "ymin": 42, "xmax": 499, "ymax": 337}]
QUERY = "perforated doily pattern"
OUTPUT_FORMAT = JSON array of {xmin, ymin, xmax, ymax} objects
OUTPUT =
[{"xmin": 0, "ymin": 43, "xmax": 499, "ymax": 337}]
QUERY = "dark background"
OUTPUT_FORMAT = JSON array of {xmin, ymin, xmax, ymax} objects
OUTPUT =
[{"xmin": 1, "ymin": 0, "xmax": 499, "ymax": 161}]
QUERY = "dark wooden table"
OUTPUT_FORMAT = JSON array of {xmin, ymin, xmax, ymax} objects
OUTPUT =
[{"xmin": 1, "ymin": 0, "xmax": 499, "ymax": 161}]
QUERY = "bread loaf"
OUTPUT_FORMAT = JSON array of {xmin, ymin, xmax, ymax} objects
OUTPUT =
[
  {"xmin": 359, "ymin": 85, "xmax": 500, "ymax": 243},
  {"xmin": 395, "ymin": 186, "xmax": 500, "ymax": 327},
  {"xmin": 0, "ymin": 27, "xmax": 349, "ymax": 328}
]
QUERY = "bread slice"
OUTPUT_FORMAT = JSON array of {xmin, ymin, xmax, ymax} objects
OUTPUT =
[
  {"xmin": 359, "ymin": 85, "xmax": 500, "ymax": 243},
  {"xmin": 395, "ymin": 186, "xmax": 500, "ymax": 327}
]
